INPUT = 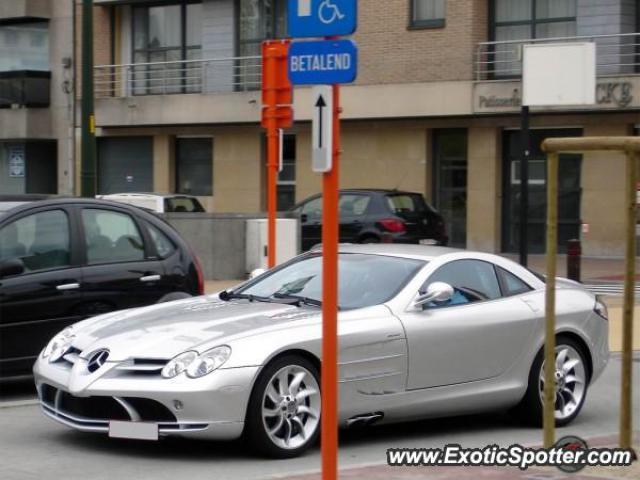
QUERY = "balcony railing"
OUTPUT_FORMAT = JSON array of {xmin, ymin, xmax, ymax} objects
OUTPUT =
[
  {"xmin": 94, "ymin": 56, "xmax": 262, "ymax": 98},
  {"xmin": 476, "ymin": 32, "xmax": 640, "ymax": 81}
]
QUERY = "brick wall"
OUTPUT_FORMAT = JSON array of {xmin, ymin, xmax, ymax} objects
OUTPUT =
[
  {"xmin": 354, "ymin": 0, "xmax": 489, "ymax": 85},
  {"xmin": 75, "ymin": 2, "xmax": 111, "ymax": 97}
]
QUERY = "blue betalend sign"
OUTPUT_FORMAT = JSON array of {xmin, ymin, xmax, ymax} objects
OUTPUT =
[
  {"xmin": 288, "ymin": 39, "xmax": 358, "ymax": 85},
  {"xmin": 288, "ymin": 0, "xmax": 357, "ymax": 38}
]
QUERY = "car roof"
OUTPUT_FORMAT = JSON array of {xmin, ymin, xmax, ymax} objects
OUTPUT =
[
  {"xmin": 99, "ymin": 193, "xmax": 197, "ymax": 199},
  {"xmin": 0, "ymin": 197, "xmax": 159, "ymax": 217},
  {"xmin": 312, "ymin": 243, "xmax": 462, "ymax": 260}
]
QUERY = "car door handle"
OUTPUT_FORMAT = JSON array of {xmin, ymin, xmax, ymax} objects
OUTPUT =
[
  {"xmin": 57, "ymin": 283, "xmax": 80, "ymax": 291},
  {"xmin": 140, "ymin": 275, "xmax": 161, "ymax": 283}
]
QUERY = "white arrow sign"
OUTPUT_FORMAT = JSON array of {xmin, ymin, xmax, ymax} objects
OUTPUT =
[{"xmin": 312, "ymin": 85, "xmax": 333, "ymax": 173}]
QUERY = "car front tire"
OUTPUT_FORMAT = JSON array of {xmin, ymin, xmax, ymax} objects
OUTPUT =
[
  {"xmin": 516, "ymin": 336, "xmax": 589, "ymax": 427},
  {"xmin": 245, "ymin": 355, "xmax": 321, "ymax": 458}
]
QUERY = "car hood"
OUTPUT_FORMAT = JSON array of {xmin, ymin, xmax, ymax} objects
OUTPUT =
[{"xmin": 70, "ymin": 295, "xmax": 319, "ymax": 362}]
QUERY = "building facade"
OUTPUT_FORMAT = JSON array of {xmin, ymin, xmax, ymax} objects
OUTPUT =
[
  {"xmin": 86, "ymin": 0, "xmax": 639, "ymax": 256},
  {"xmin": 0, "ymin": 0, "xmax": 75, "ymax": 196}
]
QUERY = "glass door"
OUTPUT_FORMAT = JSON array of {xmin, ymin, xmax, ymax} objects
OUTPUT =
[
  {"xmin": 433, "ymin": 129, "xmax": 468, "ymax": 248},
  {"xmin": 501, "ymin": 128, "xmax": 582, "ymax": 253}
]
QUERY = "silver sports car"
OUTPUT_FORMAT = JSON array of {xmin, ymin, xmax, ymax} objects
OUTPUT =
[{"xmin": 34, "ymin": 245, "xmax": 609, "ymax": 458}]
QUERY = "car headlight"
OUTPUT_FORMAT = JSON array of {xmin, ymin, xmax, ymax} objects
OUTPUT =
[
  {"xmin": 186, "ymin": 346, "xmax": 232, "ymax": 378},
  {"xmin": 187, "ymin": 345, "xmax": 231, "ymax": 378},
  {"xmin": 42, "ymin": 328, "xmax": 75, "ymax": 363},
  {"xmin": 161, "ymin": 351, "xmax": 198, "ymax": 379},
  {"xmin": 594, "ymin": 298, "xmax": 608, "ymax": 320}
]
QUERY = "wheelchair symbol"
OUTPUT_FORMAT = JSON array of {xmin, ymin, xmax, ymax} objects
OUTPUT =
[{"xmin": 318, "ymin": 0, "xmax": 345, "ymax": 24}]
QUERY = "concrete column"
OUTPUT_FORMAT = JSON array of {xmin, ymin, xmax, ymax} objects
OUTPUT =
[
  {"xmin": 213, "ymin": 128, "xmax": 263, "ymax": 213},
  {"xmin": 153, "ymin": 134, "xmax": 173, "ymax": 193},
  {"xmin": 467, "ymin": 127, "xmax": 501, "ymax": 252},
  {"xmin": 581, "ymin": 124, "xmax": 631, "ymax": 256}
]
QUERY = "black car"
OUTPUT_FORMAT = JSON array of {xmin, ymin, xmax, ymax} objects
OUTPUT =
[
  {"xmin": 291, "ymin": 189, "xmax": 448, "ymax": 251},
  {"xmin": 0, "ymin": 197, "xmax": 204, "ymax": 380}
]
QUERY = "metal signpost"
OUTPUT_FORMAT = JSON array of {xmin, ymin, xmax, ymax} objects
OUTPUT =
[
  {"xmin": 519, "ymin": 43, "xmax": 596, "ymax": 267},
  {"xmin": 287, "ymin": 1, "xmax": 358, "ymax": 478},
  {"xmin": 261, "ymin": 41, "xmax": 293, "ymax": 268}
]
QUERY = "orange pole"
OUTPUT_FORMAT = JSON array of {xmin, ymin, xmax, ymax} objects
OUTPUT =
[
  {"xmin": 321, "ymin": 83, "xmax": 340, "ymax": 480},
  {"xmin": 263, "ymin": 47, "xmax": 278, "ymax": 269}
]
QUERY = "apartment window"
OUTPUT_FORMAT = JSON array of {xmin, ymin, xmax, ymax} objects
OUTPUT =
[
  {"xmin": 277, "ymin": 134, "xmax": 296, "ymax": 210},
  {"xmin": 410, "ymin": 0, "xmax": 446, "ymax": 29},
  {"xmin": 492, "ymin": 0, "xmax": 576, "ymax": 43},
  {"xmin": 0, "ymin": 21, "xmax": 50, "ymax": 108},
  {"xmin": 239, "ymin": 0, "xmax": 287, "ymax": 57},
  {"xmin": 132, "ymin": 1, "xmax": 202, "ymax": 94},
  {"xmin": 0, "ymin": 22, "xmax": 49, "ymax": 72},
  {"xmin": 176, "ymin": 137, "xmax": 213, "ymax": 196}
]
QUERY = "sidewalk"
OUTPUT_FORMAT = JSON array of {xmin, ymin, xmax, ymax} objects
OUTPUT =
[{"xmin": 274, "ymin": 434, "xmax": 639, "ymax": 480}]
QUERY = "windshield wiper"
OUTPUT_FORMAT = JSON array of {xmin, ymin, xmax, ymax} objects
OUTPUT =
[
  {"xmin": 272, "ymin": 292, "xmax": 323, "ymax": 308},
  {"xmin": 219, "ymin": 290, "xmax": 289, "ymax": 304}
]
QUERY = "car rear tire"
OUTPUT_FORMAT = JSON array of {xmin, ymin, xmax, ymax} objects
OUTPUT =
[
  {"xmin": 245, "ymin": 355, "xmax": 321, "ymax": 458},
  {"xmin": 515, "ymin": 336, "xmax": 589, "ymax": 427}
]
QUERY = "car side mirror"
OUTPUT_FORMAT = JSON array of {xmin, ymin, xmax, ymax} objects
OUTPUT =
[
  {"xmin": 300, "ymin": 214, "xmax": 308, "ymax": 223},
  {"xmin": 414, "ymin": 282, "xmax": 454, "ymax": 309},
  {"xmin": 0, "ymin": 258, "xmax": 25, "ymax": 279}
]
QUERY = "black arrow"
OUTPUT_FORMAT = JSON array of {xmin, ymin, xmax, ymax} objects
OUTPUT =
[{"xmin": 315, "ymin": 95, "xmax": 327, "ymax": 149}]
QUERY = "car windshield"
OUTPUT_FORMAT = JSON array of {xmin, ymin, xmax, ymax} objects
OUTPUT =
[{"xmin": 238, "ymin": 253, "xmax": 425, "ymax": 310}]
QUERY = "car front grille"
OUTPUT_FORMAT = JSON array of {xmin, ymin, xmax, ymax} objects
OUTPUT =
[
  {"xmin": 38, "ymin": 383, "xmax": 209, "ymax": 435},
  {"xmin": 39, "ymin": 383, "xmax": 177, "ymax": 422}
]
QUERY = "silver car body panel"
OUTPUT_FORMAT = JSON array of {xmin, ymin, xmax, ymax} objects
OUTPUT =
[{"xmin": 33, "ymin": 245, "xmax": 608, "ymax": 440}]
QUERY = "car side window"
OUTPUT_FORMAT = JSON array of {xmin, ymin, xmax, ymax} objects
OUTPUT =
[
  {"xmin": 339, "ymin": 194, "xmax": 370, "ymax": 217},
  {"xmin": 0, "ymin": 209, "xmax": 70, "ymax": 274},
  {"xmin": 497, "ymin": 267, "xmax": 532, "ymax": 297},
  {"xmin": 423, "ymin": 259, "xmax": 502, "ymax": 307},
  {"xmin": 301, "ymin": 197, "xmax": 322, "ymax": 220},
  {"xmin": 147, "ymin": 223, "xmax": 176, "ymax": 259},
  {"xmin": 82, "ymin": 209, "xmax": 145, "ymax": 264}
]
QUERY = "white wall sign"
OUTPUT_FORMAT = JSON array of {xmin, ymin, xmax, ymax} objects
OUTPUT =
[
  {"xmin": 8, "ymin": 146, "xmax": 25, "ymax": 178},
  {"xmin": 523, "ymin": 43, "xmax": 596, "ymax": 107},
  {"xmin": 311, "ymin": 85, "xmax": 333, "ymax": 173}
]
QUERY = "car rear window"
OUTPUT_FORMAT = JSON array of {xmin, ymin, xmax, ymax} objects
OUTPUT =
[
  {"xmin": 386, "ymin": 194, "xmax": 428, "ymax": 214},
  {"xmin": 164, "ymin": 197, "xmax": 205, "ymax": 213}
]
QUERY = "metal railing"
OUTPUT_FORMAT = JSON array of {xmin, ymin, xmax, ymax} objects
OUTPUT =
[
  {"xmin": 94, "ymin": 56, "xmax": 262, "ymax": 98},
  {"xmin": 476, "ymin": 32, "xmax": 640, "ymax": 81}
]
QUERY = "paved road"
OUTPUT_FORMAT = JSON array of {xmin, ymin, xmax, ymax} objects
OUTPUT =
[{"xmin": 1, "ymin": 353, "xmax": 638, "ymax": 480}]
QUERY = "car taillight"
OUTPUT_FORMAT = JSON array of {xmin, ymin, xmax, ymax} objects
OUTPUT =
[{"xmin": 378, "ymin": 218, "xmax": 406, "ymax": 233}]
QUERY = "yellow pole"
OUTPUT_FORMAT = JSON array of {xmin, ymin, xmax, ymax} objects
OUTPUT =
[
  {"xmin": 544, "ymin": 152, "xmax": 559, "ymax": 448},
  {"xmin": 620, "ymin": 149, "xmax": 637, "ymax": 450}
]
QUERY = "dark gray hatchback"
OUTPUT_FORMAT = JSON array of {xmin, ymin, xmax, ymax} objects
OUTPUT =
[{"xmin": 291, "ymin": 189, "xmax": 448, "ymax": 251}]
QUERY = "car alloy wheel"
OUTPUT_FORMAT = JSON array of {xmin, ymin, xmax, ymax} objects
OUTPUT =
[
  {"xmin": 261, "ymin": 365, "xmax": 321, "ymax": 451},
  {"xmin": 538, "ymin": 345, "xmax": 587, "ymax": 421}
]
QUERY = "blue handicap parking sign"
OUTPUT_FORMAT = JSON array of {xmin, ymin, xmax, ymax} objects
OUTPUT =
[
  {"xmin": 288, "ymin": 39, "xmax": 358, "ymax": 85},
  {"xmin": 288, "ymin": 0, "xmax": 357, "ymax": 38}
]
